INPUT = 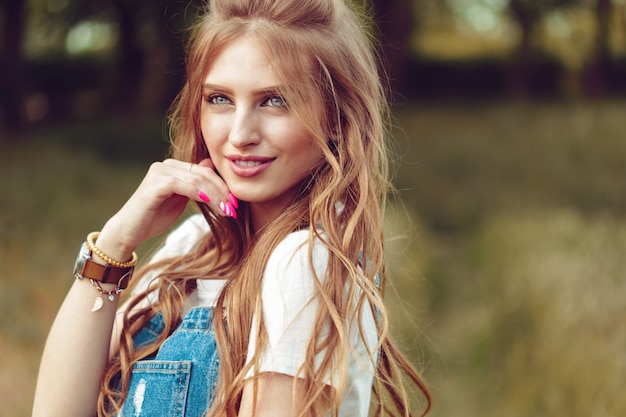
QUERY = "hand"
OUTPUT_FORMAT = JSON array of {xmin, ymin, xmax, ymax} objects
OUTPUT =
[{"xmin": 94, "ymin": 158, "xmax": 237, "ymax": 262}]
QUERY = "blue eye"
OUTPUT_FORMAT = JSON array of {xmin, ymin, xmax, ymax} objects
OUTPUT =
[
  {"xmin": 265, "ymin": 96, "xmax": 287, "ymax": 107},
  {"xmin": 208, "ymin": 94, "xmax": 231, "ymax": 105}
]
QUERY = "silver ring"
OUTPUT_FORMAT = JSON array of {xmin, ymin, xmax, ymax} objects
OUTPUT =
[{"xmin": 187, "ymin": 163, "xmax": 193, "ymax": 172}]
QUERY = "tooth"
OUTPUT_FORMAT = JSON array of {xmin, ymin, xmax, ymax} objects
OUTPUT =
[{"xmin": 238, "ymin": 161, "xmax": 261, "ymax": 167}]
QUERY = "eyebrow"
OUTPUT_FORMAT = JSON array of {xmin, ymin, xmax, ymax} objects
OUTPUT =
[{"xmin": 202, "ymin": 83, "xmax": 286, "ymax": 96}]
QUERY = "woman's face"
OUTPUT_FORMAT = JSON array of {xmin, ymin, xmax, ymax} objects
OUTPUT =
[{"xmin": 200, "ymin": 36, "xmax": 323, "ymax": 230}]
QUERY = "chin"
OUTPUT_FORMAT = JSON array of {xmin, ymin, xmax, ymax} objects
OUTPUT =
[{"xmin": 229, "ymin": 185, "xmax": 270, "ymax": 201}]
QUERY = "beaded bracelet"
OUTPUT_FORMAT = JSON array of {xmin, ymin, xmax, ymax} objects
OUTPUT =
[
  {"xmin": 86, "ymin": 231, "xmax": 138, "ymax": 269},
  {"xmin": 89, "ymin": 278, "xmax": 124, "ymax": 312}
]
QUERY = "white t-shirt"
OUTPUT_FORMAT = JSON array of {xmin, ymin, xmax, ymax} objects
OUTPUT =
[{"xmin": 138, "ymin": 214, "xmax": 378, "ymax": 417}]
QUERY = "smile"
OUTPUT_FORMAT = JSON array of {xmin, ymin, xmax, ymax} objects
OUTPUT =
[
  {"xmin": 234, "ymin": 160, "xmax": 263, "ymax": 167},
  {"xmin": 227, "ymin": 155, "xmax": 275, "ymax": 177}
]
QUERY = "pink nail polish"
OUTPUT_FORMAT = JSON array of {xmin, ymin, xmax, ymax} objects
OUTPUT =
[
  {"xmin": 229, "ymin": 202, "xmax": 238, "ymax": 219},
  {"xmin": 198, "ymin": 191, "xmax": 211, "ymax": 203},
  {"xmin": 220, "ymin": 201, "xmax": 231, "ymax": 217},
  {"xmin": 228, "ymin": 192, "xmax": 239, "ymax": 209}
]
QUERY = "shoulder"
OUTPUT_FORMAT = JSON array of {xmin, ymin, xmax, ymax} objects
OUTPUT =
[
  {"xmin": 256, "ymin": 231, "xmax": 330, "ymax": 351},
  {"xmin": 258, "ymin": 230, "xmax": 329, "ymax": 317},
  {"xmin": 263, "ymin": 230, "xmax": 329, "ymax": 286}
]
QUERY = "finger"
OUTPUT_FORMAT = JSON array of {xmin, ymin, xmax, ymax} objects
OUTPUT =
[
  {"xmin": 161, "ymin": 159, "xmax": 238, "ymax": 219},
  {"xmin": 161, "ymin": 158, "xmax": 199, "ymax": 172},
  {"xmin": 193, "ymin": 159, "xmax": 239, "ymax": 217},
  {"xmin": 196, "ymin": 169, "xmax": 239, "ymax": 219},
  {"xmin": 160, "ymin": 159, "xmax": 227, "ymax": 197},
  {"xmin": 197, "ymin": 158, "xmax": 215, "ymax": 170}
]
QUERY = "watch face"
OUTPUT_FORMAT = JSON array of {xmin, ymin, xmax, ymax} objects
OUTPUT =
[{"xmin": 73, "ymin": 242, "xmax": 91, "ymax": 279}]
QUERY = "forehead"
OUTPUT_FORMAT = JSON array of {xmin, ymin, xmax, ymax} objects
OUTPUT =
[{"xmin": 203, "ymin": 36, "xmax": 276, "ymax": 86}]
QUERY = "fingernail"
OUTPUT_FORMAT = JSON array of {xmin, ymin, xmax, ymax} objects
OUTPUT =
[
  {"xmin": 198, "ymin": 191, "xmax": 211, "ymax": 203},
  {"xmin": 228, "ymin": 192, "xmax": 239, "ymax": 209},
  {"xmin": 220, "ymin": 201, "xmax": 232, "ymax": 217},
  {"xmin": 229, "ymin": 203, "xmax": 238, "ymax": 219}
]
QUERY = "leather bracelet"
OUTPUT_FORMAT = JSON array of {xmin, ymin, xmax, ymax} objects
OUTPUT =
[{"xmin": 86, "ymin": 231, "xmax": 138, "ymax": 268}]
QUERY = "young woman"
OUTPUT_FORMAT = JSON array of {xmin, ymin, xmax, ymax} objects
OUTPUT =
[{"xmin": 33, "ymin": 0, "xmax": 431, "ymax": 416}]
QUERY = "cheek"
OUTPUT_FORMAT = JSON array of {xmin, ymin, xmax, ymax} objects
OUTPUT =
[
  {"xmin": 200, "ymin": 115, "xmax": 222, "ymax": 152},
  {"xmin": 295, "ymin": 137, "xmax": 325, "ymax": 171}
]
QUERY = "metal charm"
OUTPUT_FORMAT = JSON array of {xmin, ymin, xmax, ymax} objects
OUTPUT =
[{"xmin": 91, "ymin": 296, "xmax": 104, "ymax": 312}]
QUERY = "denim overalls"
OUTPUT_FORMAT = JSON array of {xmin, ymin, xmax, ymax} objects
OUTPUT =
[{"xmin": 117, "ymin": 307, "xmax": 220, "ymax": 417}]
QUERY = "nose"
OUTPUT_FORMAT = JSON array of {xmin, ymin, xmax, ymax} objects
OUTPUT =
[{"xmin": 228, "ymin": 107, "xmax": 261, "ymax": 148}]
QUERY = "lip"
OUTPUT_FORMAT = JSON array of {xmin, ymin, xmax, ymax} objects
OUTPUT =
[{"xmin": 226, "ymin": 155, "xmax": 275, "ymax": 177}]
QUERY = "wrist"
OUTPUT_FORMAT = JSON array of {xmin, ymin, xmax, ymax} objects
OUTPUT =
[
  {"xmin": 74, "ymin": 232, "xmax": 138, "ymax": 311},
  {"xmin": 93, "ymin": 228, "xmax": 137, "ymax": 266}
]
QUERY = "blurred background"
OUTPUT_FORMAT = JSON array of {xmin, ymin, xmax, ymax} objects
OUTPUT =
[{"xmin": 1, "ymin": 0, "xmax": 625, "ymax": 415}]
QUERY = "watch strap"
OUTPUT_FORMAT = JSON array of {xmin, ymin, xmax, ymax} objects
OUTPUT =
[{"xmin": 77, "ymin": 258, "xmax": 133, "ymax": 289}]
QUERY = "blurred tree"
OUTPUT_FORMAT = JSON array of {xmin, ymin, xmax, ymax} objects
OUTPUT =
[
  {"xmin": 0, "ymin": 0, "xmax": 203, "ymax": 131},
  {"xmin": 371, "ymin": 0, "xmax": 416, "ymax": 102},
  {"xmin": 54, "ymin": 0, "xmax": 161, "ymax": 115},
  {"xmin": 0, "ymin": 0, "xmax": 27, "ymax": 135},
  {"xmin": 95, "ymin": 0, "xmax": 203, "ymax": 116},
  {"xmin": 506, "ymin": 0, "xmax": 582, "ymax": 96},
  {"xmin": 112, "ymin": 0, "xmax": 146, "ymax": 114},
  {"xmin": 581, "ymin": 0, "xmax": 612, "ymax": 97}
]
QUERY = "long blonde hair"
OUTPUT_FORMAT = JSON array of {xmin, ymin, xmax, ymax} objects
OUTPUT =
[{"xmin": 99, "ymin": 0, "xmax": 431, "ymax": 416}]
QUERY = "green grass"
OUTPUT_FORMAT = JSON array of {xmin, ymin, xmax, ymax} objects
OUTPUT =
[
  {"xmin": 392, "ymin": 100, "xmax": 626, "ymax": 232},
  {"xmin": 1, "ymin": 100, "xmax": 625, "ymax": 416},
  {"xmin": 0, "ymin": 130, "xmax": 151, "ymax": 416},
  {"xmin": 385, "ymin": 99, "xmax": 626, "ymax": 417}
]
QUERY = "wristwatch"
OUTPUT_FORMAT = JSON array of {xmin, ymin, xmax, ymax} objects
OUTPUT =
[{"xmin": 73, "ymin": 242, "xmax": 133, "ymax": 289}]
